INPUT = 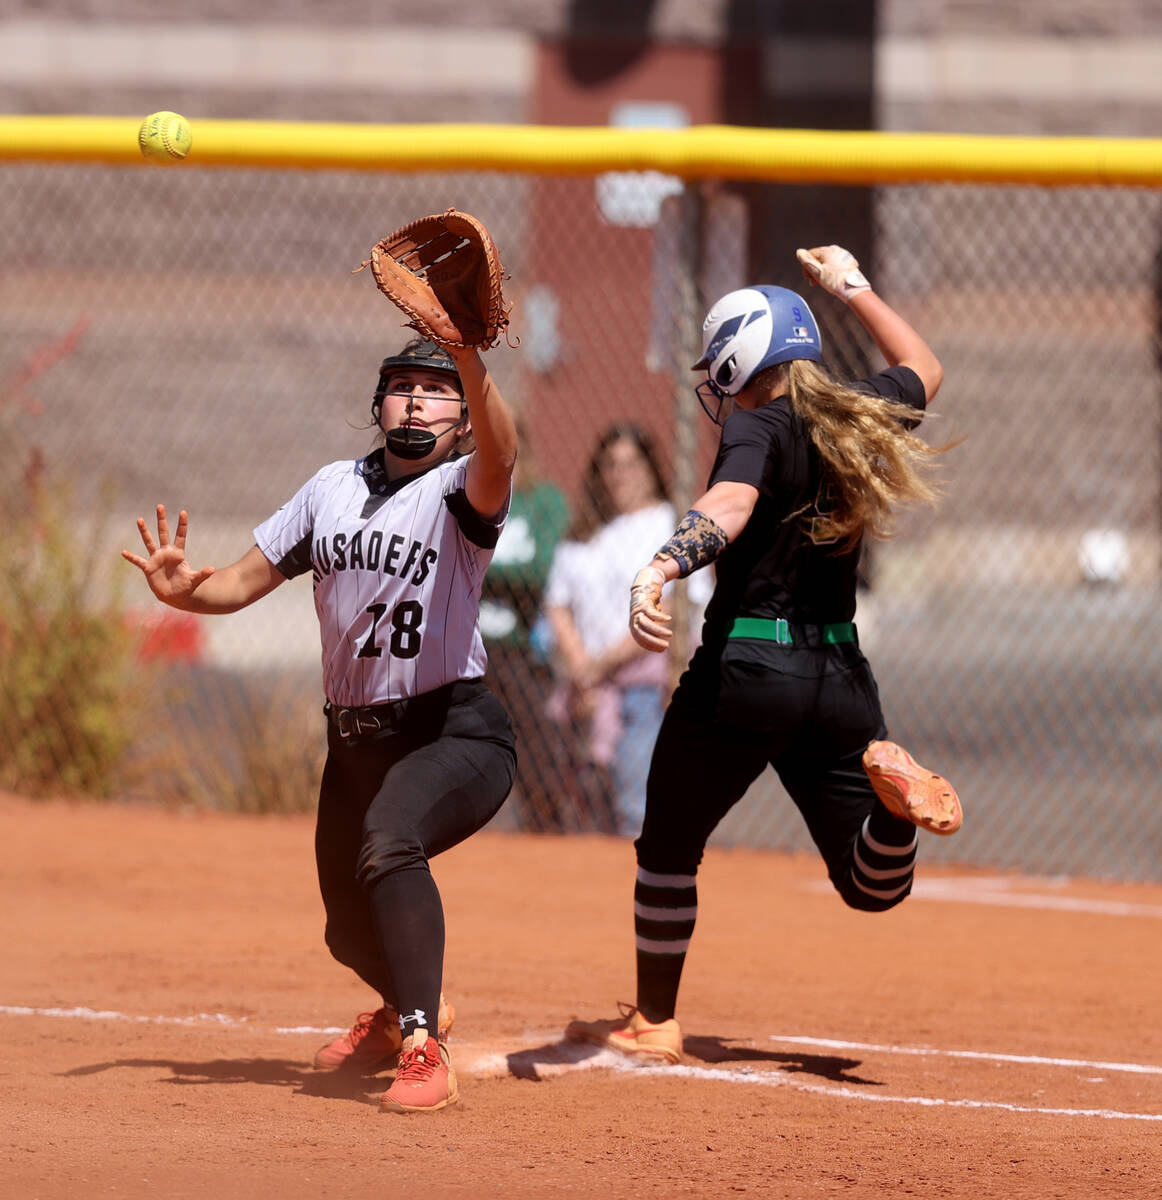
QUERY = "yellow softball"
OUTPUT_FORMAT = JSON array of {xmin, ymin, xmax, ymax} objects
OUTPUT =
[{"xmin": 137, "ymin": 111, "xmax": 193, "ymax": 163}]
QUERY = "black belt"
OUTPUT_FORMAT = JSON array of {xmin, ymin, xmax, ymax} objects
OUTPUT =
[
  {"xmin": 324, "ymin": 680, "xmax": 480, "ymax": 739},
  {"xmin": 325, "ymin": 702, "xmax": 399, "ymax": 738},
  {"xmin": 725, "ymin": 617, "xmax": 856, "ymax": 646}
]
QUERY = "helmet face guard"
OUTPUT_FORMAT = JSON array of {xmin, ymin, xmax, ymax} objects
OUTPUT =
[
  {"xmin": 695, "ymin": 378, "xmax": 732, "ymax": 426},
  {"xmin": 692, "ymin": 285, "xmax": 822, "ymax": 424}
]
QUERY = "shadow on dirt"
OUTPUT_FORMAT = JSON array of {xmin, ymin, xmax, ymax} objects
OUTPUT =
[
  {"xmin": 503, "ymin": 1037, "xmax": 883, "ymax": 1086},
  {"xmin": 60, "ymin": 1057, "xmax": 384, "ymax": 1102},
  {"xmin": 504, "ymin": 1042, "xmax": 596, "ymax": 1080},
  {"xmin": 683, "ymin": 1036, "xmax": 883, "ymax": 1085}
]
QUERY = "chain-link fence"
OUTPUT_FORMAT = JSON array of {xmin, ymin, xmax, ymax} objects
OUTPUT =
[{"xmin": 3, "ymin": 153, "xmax": 1161, "ymax": 879}]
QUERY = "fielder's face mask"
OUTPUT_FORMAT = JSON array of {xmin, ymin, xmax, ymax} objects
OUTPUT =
[
  {"xmin": 373, "ymin": 354, "xmax": 466, "ymax": 460},
  {"xmin": 692, "ymin": 285, "xmax": 823, "ymax": 425}
]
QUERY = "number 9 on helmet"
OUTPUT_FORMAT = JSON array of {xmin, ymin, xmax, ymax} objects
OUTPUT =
[{"xmin": 692, "ymin": 285, "xmax": 822, "ymax": 424}]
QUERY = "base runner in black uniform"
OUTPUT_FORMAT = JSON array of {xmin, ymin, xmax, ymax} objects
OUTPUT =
[
  {"xmin": 567, "ymin": 244, "xmax": 962, "ymax": 1063},
  {"xmin": 124, "ymin": 337, "xmax": 518, "ymax": 1112}
]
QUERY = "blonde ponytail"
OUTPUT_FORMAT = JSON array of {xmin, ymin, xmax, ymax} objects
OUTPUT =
[{"xmin": 764, "ymin": 359, "xmax": 947, "ymax": 548}]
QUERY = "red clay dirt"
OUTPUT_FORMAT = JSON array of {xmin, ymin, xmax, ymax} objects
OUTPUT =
[{"xmin": 2, "ymin": 792, "xmax": 1160, "ymax": 1199}]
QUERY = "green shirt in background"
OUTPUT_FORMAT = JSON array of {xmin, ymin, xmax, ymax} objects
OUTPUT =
[{"xmin": 480, "ymin": 482, "xmax": 571, "ymax": 648}]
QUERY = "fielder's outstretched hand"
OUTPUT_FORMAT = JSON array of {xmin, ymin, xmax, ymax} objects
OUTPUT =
[
  {"xmin": 122, "ymin": 504, "xmax": 215, "ymax": 608},
  {"xmin": 795, "ymin": 244, "xmax": 871, "ymax": 303},
  {"xmin": 629, "ymin": 564, "xmax": 672, "ymax": 651}
]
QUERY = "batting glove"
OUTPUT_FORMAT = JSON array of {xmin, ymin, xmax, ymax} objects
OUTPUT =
[
  {"xmin": 629, "ymin": 564, "xmax": 672, "ymax": 652},
  {"xmin": 795, "ymin": 245, "xmax": 871, "ymax": 303}
]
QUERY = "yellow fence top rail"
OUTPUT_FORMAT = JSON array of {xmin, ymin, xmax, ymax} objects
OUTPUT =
[{"xmin": 4, "ymin": 116, "xmax": 1162, "ymax": 187}]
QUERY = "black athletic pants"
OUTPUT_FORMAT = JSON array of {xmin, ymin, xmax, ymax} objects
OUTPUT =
[
  {"xmin": 632, "ymin": 636, "xmax": 918, "ymax": 1021},
  {"xmin": 314, "ymin": 679, "xmax": 516, "ymax": 1041},
  {"xmin": 638, "ymin": 638, "xmax": 893, "ymax": 882}
]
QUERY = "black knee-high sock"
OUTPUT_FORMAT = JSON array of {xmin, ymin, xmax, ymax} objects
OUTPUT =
[
  {"xmin": 633, "ymin": 866, "xmax": 698, "ymax": 1023},
  {"xmin": 849, "ymin": 805, "xmax": 918, "ymax": 907},
  {"xmin": 368, "ymin": 866, "xmax": 445, "ymax": 1041}
]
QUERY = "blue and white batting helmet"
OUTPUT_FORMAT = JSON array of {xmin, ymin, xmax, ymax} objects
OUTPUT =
[{"xmin": 693, "ymin": 285, "xmax": 822, "ymax": 406}]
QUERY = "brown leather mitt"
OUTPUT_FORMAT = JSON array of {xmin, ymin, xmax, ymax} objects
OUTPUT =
[{"xmin": 358, "ymin": 208, "xmax": 512, "ymax": 350}]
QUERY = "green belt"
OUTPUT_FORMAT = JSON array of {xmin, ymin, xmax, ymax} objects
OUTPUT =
[{"xmin": 726, "ymin": 617, "xmax": 856, "ymax": 645}]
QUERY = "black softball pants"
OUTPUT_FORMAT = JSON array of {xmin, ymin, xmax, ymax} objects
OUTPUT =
[
  {"xmin": 630, "ymin": 638, "xmax": 919, "ymax": 1021},
  {"xmin": 314, "ymin": 679, "xmax": 516, "ymax": 1039},
  {"xmin": 637, "ymin": 638, "xmax": 907, "ymax": 904}
]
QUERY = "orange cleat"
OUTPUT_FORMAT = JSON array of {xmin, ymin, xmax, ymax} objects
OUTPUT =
[
  {"xmin": 565, "ymin": 1003, "xmax": 682, "ymax": 1065},
  {"xmin": 380, "ymin": 1030, "xmax": 459, "ymax": 1113},
  {"xmin": 863, "ymin": 740, "xmax": 963, "ymax": 836},
  {"xmin": 313, "ymin": 994, "xmax": 455, "ymax": 1073}
]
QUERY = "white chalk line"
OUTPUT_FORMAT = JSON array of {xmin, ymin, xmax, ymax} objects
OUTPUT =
[
  {"xmin": 893, "ymin": 875, "xmax": 1162, "ymax": 919},
  {"xmin": 4, "ymin": 1002, "xmax": 1161, "ymax": 1123},
  {"xmin": 7, "ymin": 1005, "xmax": 1162, "ymax": 1078},
  {"xmin": 471, "ymin": 1045, "xmax": 1162, "ymax": 1123},
  {"xmin": 767, "ymin": 1034, "xmax": 1162, "ymax": 1077},
  {"xmin": 0, "ymin": 1005, "xmax": 345, "ymax": 1035},
  {"xmin": 6, "ymin": 1005, "xmax": 1160, "ymax": 1076},
  {"xmin": 1, "ymin": 1005, "xmax": 245, "ymax": 1026},
  {"xmin": 612, "ymin": 1060, "xmax": 1162, "ymax": 1124}
]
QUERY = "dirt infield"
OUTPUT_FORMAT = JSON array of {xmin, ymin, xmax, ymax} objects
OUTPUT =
[{"xmin": 3, "ymin": 793, "xmax": 1160, "ymax": 1199}]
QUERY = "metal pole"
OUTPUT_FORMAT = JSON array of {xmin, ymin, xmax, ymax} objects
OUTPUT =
[{"xmin": 667, "ymin": 183, "xmax": 705, "ymax": 686}]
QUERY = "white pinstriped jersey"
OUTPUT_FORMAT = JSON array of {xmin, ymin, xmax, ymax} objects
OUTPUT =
[{"xmin": 253, "ymin": 450, "xmax": 508, "ymax": 707}]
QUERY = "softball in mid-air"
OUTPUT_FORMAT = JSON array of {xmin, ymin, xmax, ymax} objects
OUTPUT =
[{"xmin": 138, "ymin": 111, "xmax": 193, "ymax": 163}]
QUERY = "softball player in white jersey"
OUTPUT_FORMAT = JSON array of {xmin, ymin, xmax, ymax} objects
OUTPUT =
[{"xmin": 124, "ymin": 337, "xmax": 518, "ymax": 1113}]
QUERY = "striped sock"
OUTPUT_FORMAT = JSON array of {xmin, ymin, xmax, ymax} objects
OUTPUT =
[
  {"xmin": 850, "ymin": 813, "xmax": 917, "ymax": 906},
  {"xmin": 633, "ymin": 866, "xmax": 698, "ymax": 1023}
]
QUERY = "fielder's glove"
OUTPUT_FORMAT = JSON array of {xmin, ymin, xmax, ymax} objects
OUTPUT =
[
  {"xmin": 357, "ymin": 208, "xmax": 512, "ymax": 350},
  {"xmin": 795, "ymin": 244, "xmax": 871, "ymax": 303},
  {"xmin": 629, "ymin": 564, "xmax": 672, "ymax": 652}
]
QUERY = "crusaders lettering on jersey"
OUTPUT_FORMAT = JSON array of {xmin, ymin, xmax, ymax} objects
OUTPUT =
[
  {"xmin": 253, "ymin": 452, "xmax": 509, "ymax": 707},
  {"xmin": 312, "ymin": 531, "xmax": 438, "ymax": 585}
]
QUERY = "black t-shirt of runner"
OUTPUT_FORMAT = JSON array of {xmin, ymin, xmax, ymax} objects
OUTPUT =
[{"xmin": 700, "ymin": 364, "xmax": 926, "ymax": 638}]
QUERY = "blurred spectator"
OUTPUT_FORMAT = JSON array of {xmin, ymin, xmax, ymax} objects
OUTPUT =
[
  {"xmin": 480, "ymin": 418, "xmax": 571, "ymax": 830},
  {"xmin": 543, "ymin": 424, "xmax": 707, "ymax": 836}
]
